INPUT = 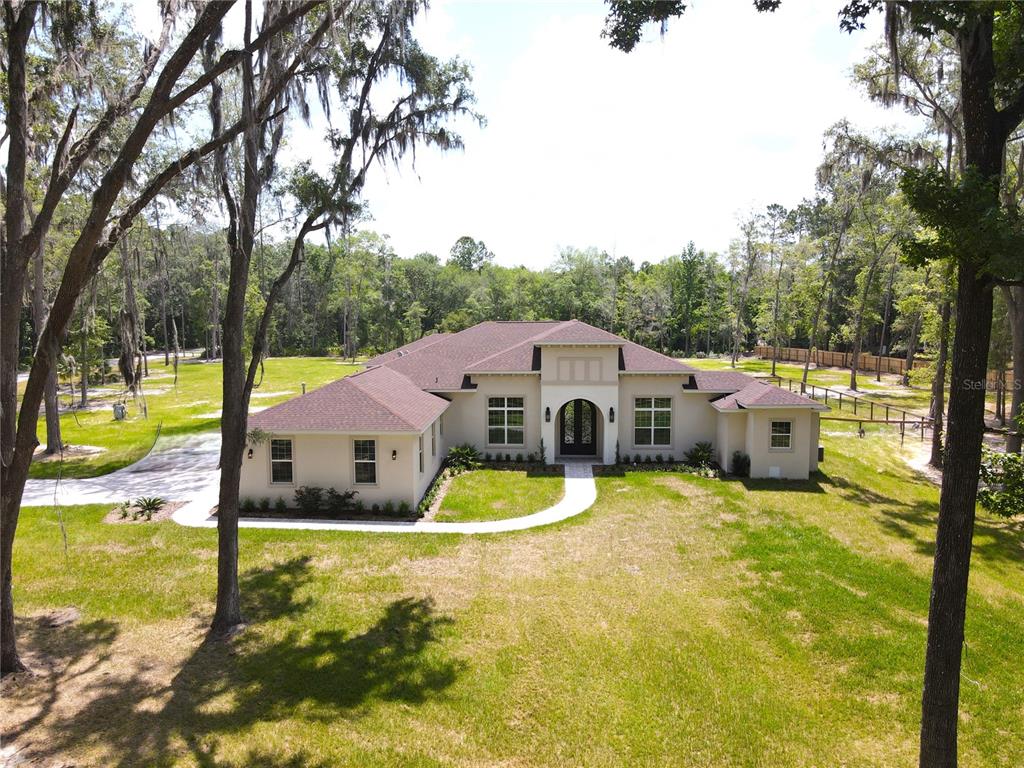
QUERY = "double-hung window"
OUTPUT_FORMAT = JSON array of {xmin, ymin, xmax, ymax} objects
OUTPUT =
[
  {"xmin": 354, "ymin": 439, "xmax": 377, "ymax": 484},
  {"xmin": 431, "ymin": 422, "xmax": 437, "ymax": 457},
  {"xmin": 487, "ymin": 396, "xmax": 524, "ymax": 445},
  {"xmin": 418, "ymin": 434, "xmax": 425, "ymax": 473},
  {"xmin": 634, "ymin": 397, "xmax": 672, "ymax": 446},
  {"xmin": 770, "ymin": 420, "xmax": 792, "ymax": 450},
  {"xmin": 270, "ymin": 439, "xmax": 294, "ymax": 484}
]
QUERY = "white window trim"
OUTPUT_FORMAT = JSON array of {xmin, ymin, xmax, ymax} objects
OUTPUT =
[
  {"xmin": 485, "ymin": 394, "xmax": 526, "ymax": 448},
  {"xmin": 769, "ymin": 419, "xmax": 794, "ymax": 452},
  {"xmin": 352, "ymin": 438, "xmax": 379, "ymax": 486},
  {"xmin": 418, "ymin": 434, "xmax": 425, "ymax": 473},
  {"xmin": 431, "ymin": 421, "xmax": 437, "ymax": 457},
  {"xmin": 268, "ymin": 437, "xmax": 295, "ymax": 486},
  {"xmin": 632, "ymin": 396, "xmax": 673, "ymax": 450}
]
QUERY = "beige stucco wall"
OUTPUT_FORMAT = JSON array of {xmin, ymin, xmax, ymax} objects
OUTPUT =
[
  {"xmin": 616, "ymin": 376, "xmax": 718, "ymax": 460},
  {"xmin": 441, "ymin": 375, "xmax": 543, "ymax": 458},
  {"xmin": 239, "ymin": 431, "xmax": 421, "ymax": 507},
  {"xmin": 414, "ymin": 416, "xmax": 448, "ymax": 503},
  {"xmin": 744, "ymin": 408, "xmax": 819, "ymax": 480},
  {"xmin": 715, "ymin": 410, "xmax": 747, "ymax": 472}
]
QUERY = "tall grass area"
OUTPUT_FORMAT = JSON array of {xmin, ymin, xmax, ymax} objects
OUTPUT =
[
  {"xmin": 28, "ymin": 357, "xmax": 359, "ymax": 479},
  {"xmin": 6, "ymin": 432, "xmax": 1021, "ymax": 766}
]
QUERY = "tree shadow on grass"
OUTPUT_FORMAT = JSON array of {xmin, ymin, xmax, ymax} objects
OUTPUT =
[{"xmin": 7, "ymin": 557, "xmax": 463, "ymax": 767}]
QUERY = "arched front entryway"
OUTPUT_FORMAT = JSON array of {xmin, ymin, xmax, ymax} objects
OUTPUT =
[{"xmin": 558, "ymin": 399, "xmax": 599, "ymax": 457}]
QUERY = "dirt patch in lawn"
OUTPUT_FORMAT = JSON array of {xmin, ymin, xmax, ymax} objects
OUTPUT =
[
  {"xmin": 32, "ymin": 444, "xmax": 107, "ymax": 462},
  {"xmin": 103, "ymin": 500, "xmax": 185, "ymax": 524}
]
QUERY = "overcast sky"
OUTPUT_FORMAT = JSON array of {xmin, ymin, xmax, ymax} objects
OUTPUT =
[{"xmin": 140, "ymin": 0, "xmax": 924, "ymax": 269}]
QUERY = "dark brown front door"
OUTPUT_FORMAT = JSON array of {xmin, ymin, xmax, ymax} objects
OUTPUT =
[{"xmin": 559, "ymin": 399, "xmax": 597, "ymax": 456}]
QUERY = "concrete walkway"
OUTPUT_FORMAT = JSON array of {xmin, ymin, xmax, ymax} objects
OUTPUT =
[
  {"xmin": 24, "ymin": 434, "xmax": 597, "ymax": 534},
  {"xmin": 172, "ymin": 461, "xmax": 597, "ymax": 534}
]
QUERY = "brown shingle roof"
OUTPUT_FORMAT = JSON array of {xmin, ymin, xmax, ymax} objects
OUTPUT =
[
  {"xmin": 711, "ymin": 381, "xmax": 828, "ymax": 411},
  {"xmin": 249, "ymin": 365, "xmax": 449, "ymax": 433},
  {"xmin": 534, "ymin": 319, "xmax": 625, "ymax": 345},
  {"xmin": 620, "ymin": 341, "xmax": 697, "ymax": 373},
  {"xmin": 692, "ymin": 370, "xmax": 758, "ymax": 391},
  {"xmin": 364, "ymin": 333, "xmax": 449, "ymax": 366}
]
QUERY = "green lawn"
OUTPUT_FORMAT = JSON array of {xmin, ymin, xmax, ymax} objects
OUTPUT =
[
  {"xmin": 5, "ymin": 433, "xmax": 1021, "ymax": 766},
  {"xmin": 435, "ymin": 468, "xmax": 565, "ymax": 522},
  {"xmin": 27, "ymin": 357, "xmax": 358, "ymax": 479}
]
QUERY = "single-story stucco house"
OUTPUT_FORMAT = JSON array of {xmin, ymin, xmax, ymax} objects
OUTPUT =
[{"xmin": 241, "ymin": 320, "xmax": 827, "ymax": 507}]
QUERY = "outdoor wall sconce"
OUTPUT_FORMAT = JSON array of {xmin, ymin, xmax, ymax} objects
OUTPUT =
[
  {"xmin": 392, "ymin": 450, "xmax": 398, "ymax": 461},
  {"xmin": 545, "ymin": 407, "xmax": 551, "ymax": 423},
  {"xmin": 609, "ymin": 407, "xmax": 615, "ymax": 423},
  {"xmin": 247, "ymin": 447, "xmax": 254, "ymax": 459}
]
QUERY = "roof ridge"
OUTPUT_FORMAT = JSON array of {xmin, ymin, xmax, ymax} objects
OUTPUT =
[
  {"xmin": 346, "ymin": 367, "xmax": 419, "ymax": 430},
  {"xmin": 464, "ymin": 320, "xmax": 571, "ymax": 370}
]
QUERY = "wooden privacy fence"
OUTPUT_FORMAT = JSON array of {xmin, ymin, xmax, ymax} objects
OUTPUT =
[
  {"xmin": 755, "ymin": 345, "xmax": 1016, "ymax": 390},
  {"xmin": 754, "ymin": 345, "xmax": 908, "ymax": 375}
]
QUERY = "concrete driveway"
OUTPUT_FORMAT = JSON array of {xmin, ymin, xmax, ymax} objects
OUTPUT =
[{"xmin": 21, "ymin": 432, "xmax": 222, "ymax": 507}]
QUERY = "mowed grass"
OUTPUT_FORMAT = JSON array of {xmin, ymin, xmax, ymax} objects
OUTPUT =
[
  {"xmin": 435, "ymin": 468, "xmax": 565, "ymax": 523},
  {"xmin": 5, "ymin": 433, "xmax": 1022, "ymax": 767},
  {"xmin": 28, "ymin": 357, "xmax": 359, "ymax": 479}
]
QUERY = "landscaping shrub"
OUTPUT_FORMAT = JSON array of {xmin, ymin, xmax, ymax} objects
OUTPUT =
[
  {"xmin": 117, "ymin": 500, "xmax": 131, "ymax": 519},
  {"xmin": 655, "ymin": 454, "xmax": 664, "ymax": 463},
  {"xmin": 538, "ymin": 438, "xmax": 547, "ymax": 466},
  {"xmin": 325, "ymin": 487, "xmax": 357, "ymax": 516},
  {"xmin": 135, "ymin": 496, "xmax": 166, "ymax": 521},
  {"xmin": 516, "ymin": 453, "xmax": 524, "ymax": 463},
  {"xmin": 505, "ymin": 453, "xmax": 512, "ymax": 462},
  {"xmin": 484, "ymin": 452, "xmax": 491, "ymax": 462},
  {"xmin": 274, "ymin": 496, "xmax": 288, "ymax": 514},
  {"xmin": 383, "ymin": 500, "xmax": 395, "ymax": 516},
  {"xmin": 527, "ymin": 452, "xmax": 536, "ymax": 463},
  {"xmin": 353, "ymin": 499, "xmax": 365, "ymax": 513},
  {"xmin": 240, "ymin": 497, "xmax": 257, "ymax": 516},
  {"xmin": 398, "ymin": 500, "xmax": 411, "ymax": 516},
  {"xmin": 258, "ymin": 497, "xmax": 271, "ymax": 513},
  {"xmin": 684, "ymin": 441, "xmax": 715, "ymax": 468},
  {"xmin": 621, "ymin": 453, "xmax": 630, "ymax": 465},
  {"xmin": 447, "ymin": 444, "xmax": 482, "ymax": 472},
  {"xmin": 732, "ymin": 451, "xmax": 751, "ymax": 477},
  {"xmin": 294, "ymin": 486, "xmax": 324, "ymax": 516}
]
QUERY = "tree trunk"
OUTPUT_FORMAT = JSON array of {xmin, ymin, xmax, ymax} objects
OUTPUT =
[
  {"xmin": 877, "ymin": 253, "xmax": 898, "ymax": 382},
  {"xmin": 920, "ymin": 11, "xmax": 1004, "ymax": 766},
  {"xmin": 1002, "ymin": 285, "xmax": 1023, "ymax": 453},
  {"xmin": 32, "ymin": 229, "xmax": 62, "ymax": 454},
  {"xmin": 849, "ymin": 259, "xmax": 881, "ymax": 391},
  {"xmin": 770, "ymin": 249, "xmax": 784, "ymax": 377},
  {"xmin": 929, "ymin": 298, "xmax": 951, "ymax": 468},
  {"xmin": 1, "ymin": 1, "xmax": 38, "ymax": 676},
  {"xmin": 902, "ymin": 311, "xmax": 923, "ymax": 387}
]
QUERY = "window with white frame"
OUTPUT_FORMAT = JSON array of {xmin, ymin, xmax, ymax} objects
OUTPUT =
[
  {"xmin": 418, "ymin": 434, "xmax": 424, "ymax": 473},
  {"xmin": 431, "ymin": 421, "xmax": 437, "ymax": 457},
  {"xmin": 354, "ymin": 439, "xmax": 377, "ymax": 484},
  {"xmin": 770, "ymin": 420, "xmax": 792, "ymax": 450},
  {"xmin": 634, "ymin": 397, "xmax": 672, "ymax": 446},
  {"xmin": 487, "ymin": 396, "xmax": 524, "ymax": 445},
  {"xmin": 439, "ymin": 414, "xmax": 444, "ymax": 436},
  {"xmin": 270, "ymin": 439, "xmax": 293, "ymax": 484}
]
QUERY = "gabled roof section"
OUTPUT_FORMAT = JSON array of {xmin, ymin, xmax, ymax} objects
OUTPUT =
[
  {"xmin": 376, "ymin": 321, "xmax": 562, "ymax": 389},
  {"xmin": 619, "ymin": 341, "xmax": 697, "ymax": 373},
  {"xmin": 689, "ymin": 370, "xmax": 759, "ymax": 392},
  {"xmin": 534, "ymin": 319, "xmax": 625, "ymax": 345},
  {"xmin": 364, "ymin": 333, "xmax": 449, "ymax": 366},
  {"xmin": 249, "ymin": 366, "xmax": 449, "ymax": 433},
  {"xmin": 711, "ymin": 381, "xmax": 829, "ymax": 412}
]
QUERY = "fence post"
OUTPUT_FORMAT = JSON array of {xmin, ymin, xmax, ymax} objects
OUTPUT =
[{"xmin": 870, "ymin": 401, "xmax": 874, "ymax": 420}]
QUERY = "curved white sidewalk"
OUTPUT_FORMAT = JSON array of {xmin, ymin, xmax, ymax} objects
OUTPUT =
[{"xmin": 172, "ymin": 461, "xmax": 597, "ymax": 534}]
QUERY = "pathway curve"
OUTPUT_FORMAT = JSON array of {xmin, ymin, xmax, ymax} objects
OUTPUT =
[
  {"xmin": 172, "ymin": 461, "xmax": 597, "ymax": 534},
  {"xmin": 24, "ymin": 436, "xmax": 597, "ymax": 534}
]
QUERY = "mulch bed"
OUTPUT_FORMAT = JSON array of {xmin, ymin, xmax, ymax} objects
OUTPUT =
[
  {"xmin": 103, "ymin": 500, "xmax": 185, "ymax": 524},
  {"xmin": 209, "ymin": 505, "xmax": 421, "ymax": 523}
]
